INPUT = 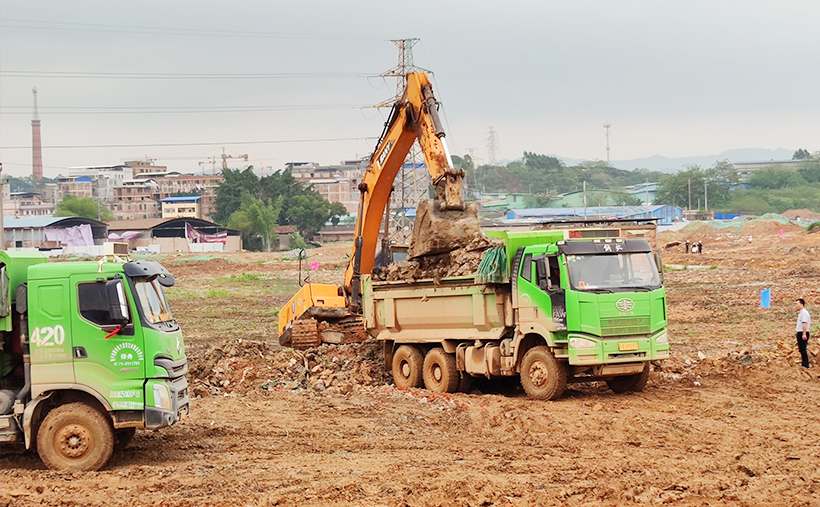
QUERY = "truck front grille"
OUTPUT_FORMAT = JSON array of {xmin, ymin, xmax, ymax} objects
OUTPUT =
[{"xmin": 600, "ymin": 316, "xmax": 651, "ymax": 336}]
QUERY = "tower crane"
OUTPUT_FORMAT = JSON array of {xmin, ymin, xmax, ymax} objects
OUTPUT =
[{"xmin": 148, "ymin": 148, "xmax": 249, "ymax": 174}]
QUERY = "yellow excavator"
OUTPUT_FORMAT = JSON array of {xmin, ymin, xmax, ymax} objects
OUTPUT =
[{"xmin": 278, "ymin": 71, "xmax": 481, "ymax": 348}]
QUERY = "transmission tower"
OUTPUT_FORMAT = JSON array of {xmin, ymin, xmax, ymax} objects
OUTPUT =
[
  {"xmin": 486, "ymin": 127, "xmax": 499, "ymax": 166},
  {"xmin": 376, "ymin": 39, "xmax": 432, "ymax": 242},
  {"xmin": 604, "ymin": 123, "xmax": 611, "ymax": 167}
]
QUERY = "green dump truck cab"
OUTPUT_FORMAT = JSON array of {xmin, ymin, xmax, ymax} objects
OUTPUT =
[
  {"xmin": 0, "ymin": 250, "xmax": 188, "ymax": 471},
  {"xmin": 364, "ymin": 228, "xmax": 669, "ymax": 400}
]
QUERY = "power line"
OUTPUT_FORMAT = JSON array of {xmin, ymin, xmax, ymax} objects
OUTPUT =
[
  {"xmin": 0, "ymin": 70, "xmax": 378, "ymax": 80},
  {"xmin": 0, "ymin": 137, "xmax": 378, "ymax": 150},
  {"xmin": 0, "ymin": 19, "xmax": 383, "ymax": 41},
  {"xmin": 0, "ymin": 104, "xmax": 374, "ymax": 115}
]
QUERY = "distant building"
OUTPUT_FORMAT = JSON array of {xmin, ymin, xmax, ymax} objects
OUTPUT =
[
  {"xmin": 110, "ymin": 180, "xmax": 161, "ymax": 221},
  {"xmin": 57, "ymin": 176, "xmax": 93, "ymax": 201},
  {"xmin": 2, "ymin": 216, "xmax": 108, "ymax": 249},
  {"xmin": 503, "ymin": 205, "xmax": 684, "ymax": 225},
  {"xmin": 3, "ymin": 192, "xmax": 53, "ymax": 218},
  {"xmin": 107, "ymin": 217, "xmax": 241, "ymax": 253},
  {"xmin": 161, "ymin": 196, "xmax": 201, "ymax": 219},
  {"xmin": 68, "ymin": 164, "xmax": 134, "ymax": 202},
  {"xmin": 288, "ymin": 159, "xmax": 367, "ymax": 215},
  {"xmin": 733, "ymin": 160, "xmax": 802, "ymax": 180}
]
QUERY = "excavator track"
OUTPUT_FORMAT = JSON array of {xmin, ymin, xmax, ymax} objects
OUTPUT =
[{"xmin": 290, "ymin": 318, "xmax": 322, "ymax": 350}]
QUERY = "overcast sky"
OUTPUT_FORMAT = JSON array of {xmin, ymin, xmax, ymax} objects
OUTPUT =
[{"xmin": 1, "ymin": 1, "xmax": 819, "ymax": 178}]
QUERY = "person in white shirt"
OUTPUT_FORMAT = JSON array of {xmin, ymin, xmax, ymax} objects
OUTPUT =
[{"xmin": 796, "ymin": 298, "xmax": 811, "ymax": 368}]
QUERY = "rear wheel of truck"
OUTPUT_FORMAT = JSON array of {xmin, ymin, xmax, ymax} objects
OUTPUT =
[
  {"xmin": 422, "ymin": 348, "xmax": 459, "ymax": 393},
  {"xmin": 520, "ymin": 346, "xmax": 566, "ymax": 401},
  {"xmin": 606, "ymin": 363, "xmax": 650, "ymax": 393},
  {"xmin": 392, "ymin": 345, "xmax": 424, "ymax": 388},
  {"xmin": 37, "ymin": 402, "xmax": 114, "ymax": 472}
]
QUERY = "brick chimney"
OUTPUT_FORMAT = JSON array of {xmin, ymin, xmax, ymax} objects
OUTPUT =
[{"xmin": 32, "ymin": 87, "xmax": 43, "ymax": 180}]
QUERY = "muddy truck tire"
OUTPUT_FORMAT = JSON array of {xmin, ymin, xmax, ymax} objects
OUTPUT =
[
  {"xmin": 37, "ymin": 402, "xmax": 114, "ymax": 472},
  {"xmin": 520, "ymin": 346, "xmax": 567, "ymax": 401},
  {"xmin": 422, "ymin": 347, "xmax": 459, "ymax": 393},
  {"xmin": 392, "ymin": 345, "xmax": 424, "ymax": 388}
]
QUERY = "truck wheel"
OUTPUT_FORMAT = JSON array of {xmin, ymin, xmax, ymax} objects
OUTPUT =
[
  {"xmin": 422, "ymin": 348, "xmax": 459, "ymax": 393},
  {"xmin": 457, "ymin": 372, "xmax": 474, "ymax": 393},
  {"xmin": 607, "ymin": 363, "xmax": 650, "ymax": 393},
  {"xmin": 520, "ymin": 346, "xmax": 566, "ymax": 401},
  {"xmin": 114, "ymin": 428, "xmax": 136, "ymax": 451},
  {"xmin": 392, "ymin": 345, "xmax": 423, "ymax": 388},
  {"xmin": 37, "ymin": 402, "xmax": 114, "ymax": 471}
]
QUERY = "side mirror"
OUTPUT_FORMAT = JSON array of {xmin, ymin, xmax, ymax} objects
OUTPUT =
[
  {"xmin": 653, "ymin": 250, "xmax": 664, "ymax": 284},
  {"xmin": 105, "ymin": 278, "xmax": 130, "ymax": 325}
]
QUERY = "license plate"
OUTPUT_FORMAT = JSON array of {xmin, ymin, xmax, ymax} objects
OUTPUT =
[{"xmin": 619, "ymin": 342, "xmax": 638, "ymax": 351}]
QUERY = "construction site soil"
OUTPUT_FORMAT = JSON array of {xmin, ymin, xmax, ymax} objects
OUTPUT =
[{"xmin": 5, "ymin": 216, "xmax": 820, "ymax": 506}]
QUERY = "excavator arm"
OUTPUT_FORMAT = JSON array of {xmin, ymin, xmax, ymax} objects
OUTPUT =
[
  {"xmin": 346, "ymin": 72, "xmax": 465, "ymax": 303},
  {"xmin": 279, "ymin": 71, "xmax": 475, "ymax": 343}
]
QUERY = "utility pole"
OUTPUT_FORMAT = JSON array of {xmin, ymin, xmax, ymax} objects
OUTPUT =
[
  {"xmin": 688, "ymin": 179, "xmax": 692, "ymax": 211},
  {"xmin": 704, "ymin": 179, "xmax": 708, "ymax": 212},
  {"xmin": 603, "ymin": 123, "xmax": 611, "ymax": 167}
]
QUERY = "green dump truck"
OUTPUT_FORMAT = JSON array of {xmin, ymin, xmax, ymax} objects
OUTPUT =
[
  {"xmin": 0, "ymin": 249, "xmax": 188, "ymax": 471},
  {"xmin": 363, "ymin": 228, "xmax": 669, "ymax": 400}
]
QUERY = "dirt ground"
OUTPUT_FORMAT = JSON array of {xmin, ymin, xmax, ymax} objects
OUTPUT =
[{"xmin": 5, "ymin": 217, "xmax": 820, "ymax": 506}]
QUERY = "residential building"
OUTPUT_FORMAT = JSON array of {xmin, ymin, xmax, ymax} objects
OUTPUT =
[
  {"xmin": 57, "ymin": 176, "xmax": 93, "ymax": 201},
  {"xmin": 3, "ymin": 192, "xmax": 54, "ymax": 218},
  {"xmin": 109, "ymin": 181, "xmax": 162, "ymax": 221},
  {"xmin": 161, "ymin": 196, "xmax": 201, "ymax": 219}
]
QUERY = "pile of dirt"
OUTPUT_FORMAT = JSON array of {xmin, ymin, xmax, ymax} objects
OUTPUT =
[
  {"xmin": 373, "ymin": 233, "xmax": 501, "ymax": 282},
  {"xmin": 189, "ymin": 338, "xmax": 389, "ymax": 397},
  {"xmin": 783, "ymin": 208, "xmax": 820, "ymax": 222}
]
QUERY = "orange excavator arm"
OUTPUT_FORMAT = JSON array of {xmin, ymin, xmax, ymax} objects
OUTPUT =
[
  {"xmin": 278, "ymin": 71, "xmax": 466, "ymax": 341},
  {"xmin": 345, "ymin": 72, "xmax": 464, "ymax": 303}
]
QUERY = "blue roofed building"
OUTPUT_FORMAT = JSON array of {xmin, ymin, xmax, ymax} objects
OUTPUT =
[
  {"xmin": 161, "ymin": 196, "xmax": 202, "ymax": 219},
  {"xmin": 503, "ymin": 205, "xmax": 684, "ymax": 225}
]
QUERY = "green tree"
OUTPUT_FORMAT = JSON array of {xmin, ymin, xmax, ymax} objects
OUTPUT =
[
  {"xmin": 793, "ymin": 148, "xmax": 812, "ymax": 160},
  {"xmin": 746, "ymin": 166, "xmax": 806, "ymax": 190},
  {"xmin": 797, "ymin": 154, "xmax": 820, "ymax": 183},
  {"xmin": 213, "ymin": 167, "xmax": 262, "ymax": 224},
  {"xmin": 285, "ymin": 193, "xmax": 347, "ymax": 239},
  {"xmin": 55, "ymin": 195, "xmax": 114, "ymax": 221},
  {"xmin": 654, "ymin": 165, "xmax": 729, "ymax": 209},
  {"xmin": 711, "ymin": 159, "xmax": 739, "ymax": 187},
  {"xmin": 213, "ymin": 167, "xmax": 347, "ymax": 239},
  {"xmin": 227, "ymin": 193, "xmax": 283, "ymax": 251}
]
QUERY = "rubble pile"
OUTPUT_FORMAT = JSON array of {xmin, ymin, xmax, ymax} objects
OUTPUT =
[
  {"xmin": 189, "ymin": 338, "xmax": 389, "ymax": 397},
  {"xmin": 373, "ymin": 233, "xmax": 501, "ymax": 283}
]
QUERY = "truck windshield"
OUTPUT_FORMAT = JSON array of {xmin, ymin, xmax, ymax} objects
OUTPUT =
[
  {"xmin": 133, "ymin": 278, "xmax": 174, "ymax": 324},
  {"xmin": 566, "ymin": 252, "xmax": 660, "ymax": 292}
]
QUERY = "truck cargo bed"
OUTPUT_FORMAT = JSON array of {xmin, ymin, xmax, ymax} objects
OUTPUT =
[{"xmin": 362, "ymin": 275, "xmax": 513, "ymax": 343}]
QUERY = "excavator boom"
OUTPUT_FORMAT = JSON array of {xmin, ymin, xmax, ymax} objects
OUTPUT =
[{"xmin": 279, "ymin": 71, "xmax": 479, "ymax": 345}]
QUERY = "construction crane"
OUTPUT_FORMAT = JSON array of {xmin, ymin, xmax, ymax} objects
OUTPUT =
[{"xmin": 149, "ymin": 148, "xmax": 249, "ymax": 174}]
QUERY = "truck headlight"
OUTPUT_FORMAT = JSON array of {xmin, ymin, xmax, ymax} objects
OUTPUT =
[
  {"xmin": 570, "ymin": 337, "xmax": 597, "ymax": 349},
  {"xmin": 153, "ymin": 384, "xmax": 171, "ymax": 411},
  {"xmin": 655, "ymin": 332, "xmax": 669, "ymax": 344}
]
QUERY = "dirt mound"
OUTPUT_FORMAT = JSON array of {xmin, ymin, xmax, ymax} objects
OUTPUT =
[
  {"xmin": 374, "ymin": 233, "xmax": 500, "ymax": 282},
  {"xmin": 189, "ymin": 338, "xmax": 389, "ymax": 397},
  {"xmin": 783, "ymin": 208, "xmax": 820, "ymax": 221}
]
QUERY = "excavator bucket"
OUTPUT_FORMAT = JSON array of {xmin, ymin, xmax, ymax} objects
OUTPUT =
[{"xmin": 408, "ymin": 200, "xmax": 483, "ymax": 258}]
